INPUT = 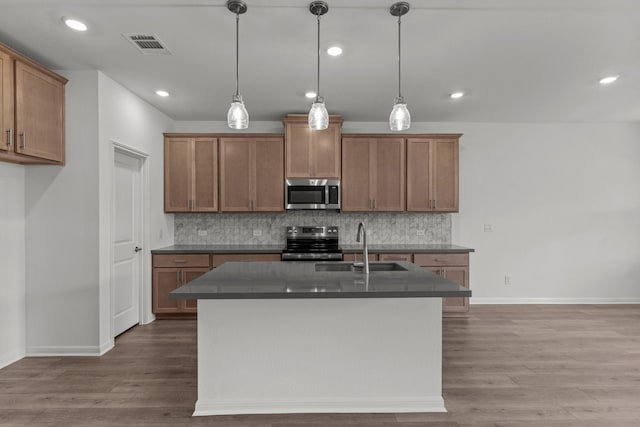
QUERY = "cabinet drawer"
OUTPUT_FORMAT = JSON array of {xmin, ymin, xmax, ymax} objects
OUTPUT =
[
  {"xmin": 413, "ymin": 253, "xmax": 468, "ymax": 267},
  {"xmin": 153, "ymin": 254, "xmax": 210, "ymax": 268},
  {"xmin": 378, "ymin": 253, "xmax": 413, "ymax": 262},
  {"xmin": 212, "ymin": 253, "xmax": 281, "ymax": 267},
  {"xmin": 343, "ymin": 252, "xmax": 378, "ymax": 262}
]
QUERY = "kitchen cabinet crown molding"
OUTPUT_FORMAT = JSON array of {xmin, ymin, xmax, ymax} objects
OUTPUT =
[{"xmin": 0, "ymin": 42, "xmax": 68, "ymax": 84}]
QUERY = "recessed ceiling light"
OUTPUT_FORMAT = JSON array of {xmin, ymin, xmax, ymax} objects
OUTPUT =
[
  {"xmin": 450, "ymin": 91, "xmax": 465, "ymax": 99},
  {"xmin": 305, "ymin": 91, "xmax": 317, "ymax": 99},
  {"xmin": 63, "ymin": 17, "xmax": 88, "ymax": 32},
  {"xmin": 327, "ymin": 46, "xmax": 343, "ymax": 56},
  {"xmin": 599, "ymin": 75, "xmax": 619, "ymax": 85},
  {"xmin": 155, "ymin": 90, "xmax": 170, "ymax": 97}
]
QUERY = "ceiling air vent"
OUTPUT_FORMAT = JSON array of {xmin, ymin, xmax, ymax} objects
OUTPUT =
[{"xmin": 123, "ymin": 33, "xmax": 171, "ymax": 55}]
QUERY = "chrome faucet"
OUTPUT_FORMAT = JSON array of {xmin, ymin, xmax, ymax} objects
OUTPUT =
[{"xmin": 355, "ymin": 222, "xmax": 369, "ymax": 275}]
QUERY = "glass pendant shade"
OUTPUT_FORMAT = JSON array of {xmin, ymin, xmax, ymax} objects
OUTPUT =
[
  {"xmin": 389, "ymin": 96, "xmax": 410, "ymax": 131},
  {"xmin": 227, "ymin": 95, "xmax": 249, "ymax": 129},
  {"xmin": 308, "ymin": 98, "xmax": 329, "ymax": 130}
]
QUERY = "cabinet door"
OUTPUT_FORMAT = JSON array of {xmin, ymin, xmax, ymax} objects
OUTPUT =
[
  {"xmin": 373, "ymin": 137, "xmax": 405, "ymax": 211},
  {"xmin": 285, "ymin": 123, "xmax": 312, "ymax": 178},
  {"xmin": 14, "ymin": 60, "xmax": 64, "ymax": 163},
  {"xmin": 442, "ymin": 266, "xmax": 469, "ymax": 312},
  {"xmin": 341, "ymin": 137, "xmax": 372, "ymax": 211},
  {"xmin": 181, "ymin": 268, "xmax": 210, "ymax": 313},
  {"xmin": 311, "ymin": 123, "xmax": 341, "ymax": 178},
  {"xmin": 0, "ymin": 50, "xmax": 13, "ymax": 153},
  {"xmin": 284, "ymin": 118, "xmax": 341, "ymax": 178},
  {"xmin": 152, "ymin": 268, "xmax": 182, "ymax": 313},
  {"xmin": 164, "ymin": 137, "xmax": 192, "ymax": 212},
  {"xmin": 220, "ymin": 138, "xmax": 252, "ymax": 211},
  {"xmin": 193, "ymin": 138, "xmax": 218, "ymax": 211},
  {"xmin": 254, "ymin": 137, "xmax": 284, "ymax": 211},
  {"xmin": 406, "ymin": 138, "xmax": 432, "ymax": 211},
  {"xmin": 431, "ymin": 139, "xmax": 458, "ymax": 212}
]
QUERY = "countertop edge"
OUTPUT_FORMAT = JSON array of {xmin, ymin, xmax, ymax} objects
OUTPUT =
[{"xmin": 151, "ymin": 245, "xmax": 475, "ymax": 254}]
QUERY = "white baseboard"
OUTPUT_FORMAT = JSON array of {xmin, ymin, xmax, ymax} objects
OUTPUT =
[
  {"xmin": 0, "ymin": 350, "xmax": 25, "ymax": 370},
  {"xmin": 99, "ymin": 340, "xmax": 114, "ymax": 355},
  {"xmin": 471, "ymin": 297, "xmax": 640, "ymax": 304},
  {"xmin": 26, "ymin": 345, "xmax": 105, "ymax": 357},
  {"xmin": 194, "ymin": 396, "xmax": 446, "ymax": 416}
]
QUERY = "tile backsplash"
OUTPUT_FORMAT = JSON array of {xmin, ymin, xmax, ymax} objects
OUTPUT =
[{"xmin": 174, "ymin": 212, "xmax": 451, "ymax": 245}]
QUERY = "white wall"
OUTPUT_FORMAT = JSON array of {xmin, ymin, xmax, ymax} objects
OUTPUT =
[
  {"xmin": 451, "ymin": 122, "xmax": 640, "ymax": 302},
  {"xmin": 0, "ymin": 163, "xmax": 26, "ymax": 368},
  {"xmin": 23, "ymin": 70, "xmax": 173, "ymax": 356},
  {"xmin": 97, "ymin": 72, "xmax": 174, "ymax": 350},
  {"xmin": 25, "ymin": 70, "xmax": 100, "ymax": 355},
  {"xmin": 175, "ymin": 119, "xmax": 640, "ymax": 302}
]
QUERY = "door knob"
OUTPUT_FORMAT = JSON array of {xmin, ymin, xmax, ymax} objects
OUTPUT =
[{"xmin": 134, "ymin": 246, "xmax": 143, "ymax": 252}]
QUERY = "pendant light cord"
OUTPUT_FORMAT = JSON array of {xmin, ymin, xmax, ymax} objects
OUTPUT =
[
  {"xmin": 397, "ymin": 14, "xmax": 402, "ymax": 99},
  {"xmin": 316, "ymin": 13, "xmax": 321, "ymax": 102},
  {"xmin": 235, "ymin": 12, "xmax": 240, "ymax": 97}
]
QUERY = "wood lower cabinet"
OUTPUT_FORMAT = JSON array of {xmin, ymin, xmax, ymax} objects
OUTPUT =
[
  {"xmin": 414, "ymin": 253, "xmax": 470, "ymax": 315},
  {"xmin": 407, "ymin": 137, "xmax": 459, "ymax": 212},
  {"xmin": 341, "ymin": 136, "xmax": 405, "ymax": 212},
  {"xmin": 378, "ymin": 253, "xmax": 413, "ymax": 262},
  {"xmin": 164, "ymin": 136, "xmax": 218, "ymax": 212},
  {"xmin": 343, "ymin": 252, "xmax": 378, "ymax": 262},
  {"xmin": 152, "ymin": 252, "xmax": 282, "ymax": 316},
  {"xmin": 219, "ymin": 136, "xmax": 284, "ymax": 212},
  {"xmin": 343, "ymin": 251, "xmax": 470, "ymax": 316},
  {"xmin": 152, "ymin": 253, "xmax": 212, "ymax": 314},
  {"xmin": 1, "ymin": 42, "xmax": 67, "ymax": 165},
  {"xmin": 283, "ymin": 114, "xmax": 343, "ymax": 178}
]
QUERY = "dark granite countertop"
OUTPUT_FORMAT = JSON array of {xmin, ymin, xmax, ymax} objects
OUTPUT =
[
  {"xmin": 152, "ymin": 244, "xmax": 474, "ymax": 254},
  {"xmin": 341, "ymin": 244, "xmax": 474, "ymax": 253},
  {"xmin": 151, "ymin": 245, "xmax": 284, "ymax": 254},
  {"xmin": 170, "ymin": 261, "xmax": 471, "ymax": 300}
]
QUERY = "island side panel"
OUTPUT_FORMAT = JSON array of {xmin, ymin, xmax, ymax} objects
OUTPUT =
[{"xmin": 195, "ymin": 298, "xmax": 445, "ymax": 416}]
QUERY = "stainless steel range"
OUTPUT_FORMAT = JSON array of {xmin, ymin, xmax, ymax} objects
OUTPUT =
[{"xmin": 281, "ymin": 226, "xmax": 343, "ymax": 261}]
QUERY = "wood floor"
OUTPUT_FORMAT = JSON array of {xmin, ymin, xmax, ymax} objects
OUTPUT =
[{"xmin": 1, "ymin": 305, "xmax": 639, "ymax": 426}]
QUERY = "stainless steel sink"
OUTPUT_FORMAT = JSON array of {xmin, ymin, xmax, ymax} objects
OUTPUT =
[{"xmin": 315, "ymin": 262, "xmax": 408, "ymax": 272}]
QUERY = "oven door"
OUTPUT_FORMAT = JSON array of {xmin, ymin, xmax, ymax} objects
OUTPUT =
[{"xmin": 285, "ymin": 179, "xmax": 340, "ymax": 210}]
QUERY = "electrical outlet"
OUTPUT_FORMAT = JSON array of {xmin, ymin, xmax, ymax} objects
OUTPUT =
[
  {"xmin": 198, "ymin": 230, "xmax": 207, "ymax": 237},
  {"xmin": 253, "ymin": 229, "xmax": 262, "ymax": 237},
  {"xmin": 416, "ymin": 229, "xmax": 425, "ymax": 236},
  {"xmin": 484, "ymin": 224, "xmax": 493, "ymax": 232},
  {"xmin": 504, "ymin": 275, "xmax": 511, "ymax": 285}
]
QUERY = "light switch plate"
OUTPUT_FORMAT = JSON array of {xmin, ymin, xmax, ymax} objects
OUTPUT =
[
  {"xmin": 198, "ymin": 230, "xmax": 207, "ymax": 236},
  {"xmin": 253, "ymin": 229, "xmax": 262, "ymax": 237}
]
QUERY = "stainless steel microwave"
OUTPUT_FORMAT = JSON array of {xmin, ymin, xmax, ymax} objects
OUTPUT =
[{"xmin": 285, "ymin": 179, "xmax": 340, "ymax": 210}]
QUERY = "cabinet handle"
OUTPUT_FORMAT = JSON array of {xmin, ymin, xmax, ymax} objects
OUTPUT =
[
  {"xmin": 373, "ymin": 199, "xmax": 376, "ymax": 210},
  {"xmin": 176, "ymin": 270, "xmax": 180, "ymax": 283},
  {"xmin": 6, "ymin": 128, "xmax": 12, "ymax": 148},
  {"xmin": 192, "ymin": 199, "xmax": 196, "ymax": 210},
  {"xmin": 174, "ymin": 259, "xmax": 187, "ymax": 263},
  {"xmin": 19, "ymin": 132, "xmax": 25, "ymax": 150},
  {"xmin": 181, "ymin": 271, "xmax": 185, "ymax": 283},
  {"xmin": 250, "ymin": 199, "xmax": 254, "ymax": 210},
  {"xmin": 433, "ymin": 199, "xmax": 436, "ymax": 209}
]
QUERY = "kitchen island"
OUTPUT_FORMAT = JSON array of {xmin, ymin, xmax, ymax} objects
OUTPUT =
[{"xmin": 170, "ymin": 261, "xmax": 471, "ymax": 416}]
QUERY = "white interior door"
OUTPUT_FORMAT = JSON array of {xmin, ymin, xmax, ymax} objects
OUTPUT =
[{"xmin": 113, "ymin": 150, "xmax": 143, "ymax": 336}]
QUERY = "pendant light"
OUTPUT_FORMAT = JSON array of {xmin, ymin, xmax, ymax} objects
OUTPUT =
[
  {"xmin": 308, "ymin": 1, "xmax": 329, "ymax": 130},
  {"xmin": 227, "ymin": 0, "xmax": 249, "ymax": 129},
  {"xmin": 389, "ymin": 2, "xmax": 410, "ymax": 131}
]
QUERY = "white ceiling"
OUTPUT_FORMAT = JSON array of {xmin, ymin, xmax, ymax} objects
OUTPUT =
[{"xmin": 1, "ymin": 0, "xmax": 639, "ymax": 123}]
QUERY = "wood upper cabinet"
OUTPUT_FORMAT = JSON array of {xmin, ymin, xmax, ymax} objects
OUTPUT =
[
  {"xmin": 341, "ymin": 136, "xmax": 405, "ymax": 212},
  {"xmin": 1, "ymin": 42, "xmax": 67, "ymax": 165},
  {"xmin": 283, "ymin": 114, "xmax": 343, "ymax": 178},
  {"xmin": 406, "ymin": 137, "xmax": 459, "ymax": 212},
  {"xmin": 164, "ymin": 136, "xmax": 218, "ymax": 212},
  {"xmin": 219, "ymin": 136, "xmax": 284, "ymax": 212}
]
